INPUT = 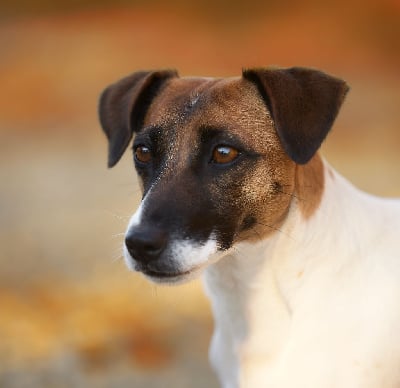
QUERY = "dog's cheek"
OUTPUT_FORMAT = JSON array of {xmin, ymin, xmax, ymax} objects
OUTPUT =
[
  {"xmin": 207, "ymin": 178, "xmax": 251, "ymax": 250},
  {"xmin": 210, "ymin": 151, "xmax": 291, "ymax": 243},
  {"xmin": 236, "ymin": 163, "xmax": 295, "ymax": 242}
]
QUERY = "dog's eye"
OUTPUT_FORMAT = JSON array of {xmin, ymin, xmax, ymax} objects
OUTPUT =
[
  {"xmin": 134, "ymin": 145, "xmax": 152, "ymax": 164},
  {"xmin": 212, "ymin": 145, "xmax": 239, "ymax": 164}
]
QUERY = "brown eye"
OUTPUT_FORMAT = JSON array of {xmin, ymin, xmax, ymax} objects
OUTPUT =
[
  {"xmin": 134, "ymin": 145, "xmax": 152, "ymax": 163},
  {"xmin": 212, "ymin": 145, "xmax": 239, "ymax": 164}
]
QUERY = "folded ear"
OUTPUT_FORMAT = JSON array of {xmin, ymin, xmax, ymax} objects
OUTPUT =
[
  {"xmin": 242, "ymin": 67, "xmax": 349, "ymax": 164},
  {"xmin": 99, "ymin": 70, "xmax": 178, "ymax": 167}
]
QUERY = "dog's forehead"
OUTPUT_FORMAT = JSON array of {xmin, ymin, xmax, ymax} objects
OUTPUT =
[{"xmin": 143, "ymin": 76, "xmax": 276, "ymax": 150}]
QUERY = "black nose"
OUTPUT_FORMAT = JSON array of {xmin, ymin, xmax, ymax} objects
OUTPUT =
[{"xmin": 125, "ymin": 227, "xmax": 168, "ymax": 263}]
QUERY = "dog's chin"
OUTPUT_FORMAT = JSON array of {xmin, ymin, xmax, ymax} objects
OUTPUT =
[{"xmin": 140, "ymin": 265, "xmax": 206, "ymax": 285}]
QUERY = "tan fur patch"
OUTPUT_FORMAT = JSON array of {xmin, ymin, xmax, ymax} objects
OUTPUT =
[{"xmin": 295, "ymin": 154, "xmax": 325, "ymax": 219}]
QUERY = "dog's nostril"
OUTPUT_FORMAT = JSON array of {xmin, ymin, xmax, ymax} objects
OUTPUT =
[{"xmin": 125, "ymin": 228, "xmax": 168, "ymax": 263}]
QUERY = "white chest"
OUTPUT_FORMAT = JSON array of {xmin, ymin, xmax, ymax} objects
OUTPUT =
[{"xmin": 202, "ymin": 171, "xmax": 400, "ymax": 388}]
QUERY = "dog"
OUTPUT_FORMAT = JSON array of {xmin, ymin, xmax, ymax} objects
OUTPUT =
[{"xmin": 99, "ymin": 67, "xmax": 400, "ymax": 388}]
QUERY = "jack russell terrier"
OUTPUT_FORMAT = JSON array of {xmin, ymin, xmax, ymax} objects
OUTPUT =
[{"xmin": 99, "ymin": 67, "xmax": 400, "ymax": 388}]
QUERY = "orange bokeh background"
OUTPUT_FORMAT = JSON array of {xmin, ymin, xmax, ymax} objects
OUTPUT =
[{"xmin": 0, "ymin": 1, "xmax": 399, "ymax": 387}]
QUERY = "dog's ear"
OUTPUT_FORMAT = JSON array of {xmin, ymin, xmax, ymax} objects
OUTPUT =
[
  {"xmin": 242, "ymin": 67, "xmax": 349, "ymax": 164},
  {"xmin": 99, "ymin": 70, "xmax": 178, "ymax": 167}
]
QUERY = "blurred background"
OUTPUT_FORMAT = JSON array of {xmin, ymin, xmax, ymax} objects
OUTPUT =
[{"xmin": 0, "ymin": 0, "xmax": 399, "ymax": 387}]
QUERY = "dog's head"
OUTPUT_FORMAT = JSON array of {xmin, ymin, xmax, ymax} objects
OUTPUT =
[{"xmin": 99, "ymin": 67, "xmax": 348, "ymax": 283}]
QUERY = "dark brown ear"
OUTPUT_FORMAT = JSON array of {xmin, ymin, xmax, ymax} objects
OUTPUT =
[
  {"xmin": 99, "ymin": 70, "xmax": 178, "ymax": 167},
  {"xmin": 242, "ymin": 67, "xmax": 349, "ymax": 164}
]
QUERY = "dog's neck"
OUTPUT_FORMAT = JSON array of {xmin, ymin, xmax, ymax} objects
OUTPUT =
[{"xmin": 203, "ymin": 158, "xmax": 372, "ymax": 387}]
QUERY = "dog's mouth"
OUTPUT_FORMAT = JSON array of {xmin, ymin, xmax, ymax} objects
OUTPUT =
[
  {"xmin": 142, "ymin": 268, "xmax": 192, "ymax": 279},
  {"xmin": 136, "ymin": 263, "xmax": 205, "ymax": 284}
]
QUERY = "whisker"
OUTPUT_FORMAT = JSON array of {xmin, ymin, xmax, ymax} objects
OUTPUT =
[
  {"xmin": 127, "ymin": 189, "xmax": 143, "ymax": 196},
  {"xmin": 255, "ymin": 221, "xmax": 296, "ymax": 242},
  {"xmin": 276, "ymin": 188, "xmax": 306, "ymax": 202},
  {"xmin": 251, "ymin": 227, "xmax": 263, "ymax": 240},
  {"xmin": 103, "ymin": 210, "xmax": 132, "ymax": 220},
  {"xmin": 111, "ymin": 251, "xmax": 124, "ymax": 263},
  {"xmin": 231, "ymin": 246, "xmax": 247, "ymax": 258},
  {"xmin": 151, "ymin": 285, "xmax": 159, "ymax": 298},
  {"xmin": 276, "ymin": 186, "xmax": 329, "ymax": 217},
  {"xmin": 115, "ymin": 181, "xmax": 143, "ymax": 193},
  {"xmin": 111, "ymin": 232, "xmax": 126, "ymax": 239}
]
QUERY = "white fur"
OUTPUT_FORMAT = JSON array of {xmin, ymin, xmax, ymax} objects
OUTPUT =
[
  {"xmin": 123, "ymin": 197, "xmax": 145, "ymax": 271},
  {"xmin": 203, "ymin": 160, "xmax": 400, "ymax": 388},
  {"xmin": 170, "ymin": 236, "xmax": 219, "ymax": 273},
  {"xmin": 149, "ymin": 237, "xmax": 222, "ymax": 285}
]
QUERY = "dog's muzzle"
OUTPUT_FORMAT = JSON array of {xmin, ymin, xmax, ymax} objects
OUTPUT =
[{"xmin": 123, "ymin": 221, "xmax": 221, "ymax": 284}]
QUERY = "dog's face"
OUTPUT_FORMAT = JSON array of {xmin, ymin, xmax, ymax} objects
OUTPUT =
[
  {"xmin": 124, "ymin": 78, "xmax": 296, "ymax": 282},
  {"xmin": 99, "ymin": 67, "xmax": 348, "ymax": 283}
]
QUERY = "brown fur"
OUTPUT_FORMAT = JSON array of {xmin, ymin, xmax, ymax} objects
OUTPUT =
[
  {"xmin": 141, "ymin": 77, "xmax": 301, "ymax": 243},
  {"xmin": 99, "ymin": 67, "xmax": 347, "ymax": 250},
  {"xmin": 295, "ymin": 154, "xmax": 325, "ymax": 219}
]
